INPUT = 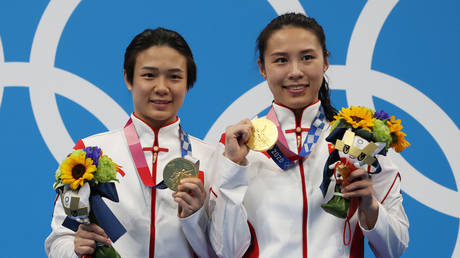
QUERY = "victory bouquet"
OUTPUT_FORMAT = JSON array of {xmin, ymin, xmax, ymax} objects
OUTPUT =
[
  {"xmin": 53, "ymin": 146, "xmax": 126, "ymax": 258},
  {"xmin": 320, "ymin": 106, "xmax": 409, "ymax": 218}
]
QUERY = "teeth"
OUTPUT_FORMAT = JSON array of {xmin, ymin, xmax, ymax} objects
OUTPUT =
[{"xmin": 286, "ymin": 85, "xmax": 305, "ymax": 90}]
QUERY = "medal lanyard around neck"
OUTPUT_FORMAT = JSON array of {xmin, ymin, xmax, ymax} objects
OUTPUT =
[
  {"xmin": 265, "ymin": 105, "xmax": 326, "ymax": 170},
  {"xmin": 124, "ymin": 118, "xmax": 192, "ymax": 187}
]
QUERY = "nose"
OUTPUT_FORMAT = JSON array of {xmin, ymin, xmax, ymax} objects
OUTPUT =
[
  {"xmin": 288, "ymin": 61, "xmax": 303, "ymax": 80},
  {"xmin": 154, "ymin": 76, "xmax": 169, "ymax": 95}
]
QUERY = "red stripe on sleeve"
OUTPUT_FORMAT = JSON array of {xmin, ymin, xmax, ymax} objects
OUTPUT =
[
  {"xmin": 219, "ymin": 133, "xmax": 226, "ymax": 145},
  {"xmin": 198, "ymin": 170, "xmax": 204, "ymax": 184}
]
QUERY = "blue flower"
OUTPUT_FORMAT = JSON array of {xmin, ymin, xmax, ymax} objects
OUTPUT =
[
  {"xmin": 83, "ymin": 146, "xmax": 102, "ymax": 167},
  {"xmin": 374, "ymin": 110, "xmax": 389, "ymax": 120}
]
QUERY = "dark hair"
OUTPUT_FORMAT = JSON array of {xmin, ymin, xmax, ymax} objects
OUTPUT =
[
  {"xmin": 124, "ymin": 28, "xmax": 197, "ymax": 90},
  {"xmin": 256, "ymin": 13, "xmax": 337, "ymax": 121}
]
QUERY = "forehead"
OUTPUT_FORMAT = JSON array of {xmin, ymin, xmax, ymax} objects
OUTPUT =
[
  {"xmin": 135, "ymin": 45, "xmax": 186, "ymax": 69},
  {"xmin": 265, "ymin": 26, "xmax": 322, "ymax": 54}
]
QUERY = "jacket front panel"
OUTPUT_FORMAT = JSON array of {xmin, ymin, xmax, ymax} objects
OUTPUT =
[{"xmin": 46, "ymin": 114, "xmax": 215, "ymax": 258}]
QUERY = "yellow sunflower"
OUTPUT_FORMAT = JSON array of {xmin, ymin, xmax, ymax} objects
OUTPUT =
[
  {"xmin": 59, "ymin": 150, "xmax": 96, "ymax": 190},
  {"xmin": 334, "ymin": 106, "xmax": 375, "ymax": 130},
  {"xmin": 391, "ymin": 130, "xmax": 410, "ymax": 152},
  {"xmin": 387, "ymin": 116, "xmax": 403, "ymax": 133}
]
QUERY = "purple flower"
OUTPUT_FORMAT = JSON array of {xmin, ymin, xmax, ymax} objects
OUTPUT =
[
  {"xmin": 374, "ymin": 110, "xmax": 389, "ymax": 120},
  {"xmin": 83, "ymin": 146, "xmax": 102, "ymax": 166}
]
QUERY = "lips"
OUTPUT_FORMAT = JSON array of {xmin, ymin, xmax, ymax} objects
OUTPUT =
[
  {"xmin": 283, "ymin": 84, "xmax": 309, "ymax": 90},
  {"xmin": 150, "ymin": 99, "xmax": 172, "ymax": 104}
]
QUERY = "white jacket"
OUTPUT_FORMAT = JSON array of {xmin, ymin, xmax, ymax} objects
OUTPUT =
[
  {"xmin": 45, "ymin": 114, "xmax": 216, "ymax": 258},
  {"xmin": 209, "ymin": 101, "xmax": 409, "ymax": 258}
]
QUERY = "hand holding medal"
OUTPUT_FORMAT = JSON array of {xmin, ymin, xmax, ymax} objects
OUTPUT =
[
  {"xmin": 165, "ymin": 158, "xmax": 206, "ymax": 218},
  {"xmin": 246, "ymin": 118, "xmax": 278, "ymax": 152},
  {"xmin": 163, "ymin": 158, "xmax": 199, "ymax": 192}
]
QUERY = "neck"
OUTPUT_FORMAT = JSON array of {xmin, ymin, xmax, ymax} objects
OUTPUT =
[
  {"xmin": 293, "ymin": 109, "xmax": 303, "ymax": 124},
  {"xmin": 133, "ymin": 112, "xmax": 177, "ymax": 131}
]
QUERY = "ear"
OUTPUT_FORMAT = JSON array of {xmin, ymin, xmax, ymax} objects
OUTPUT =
[
  {"xmin": 323, "ymin": 56, "xmax": 329, "ymax": 73},
  {"xmin": 124, "ymin": 70, "xmax": 133, "ymax": 91},
  {"xmin": 257, "ymin": 59, "xmax": 267, "ymax": 79}
]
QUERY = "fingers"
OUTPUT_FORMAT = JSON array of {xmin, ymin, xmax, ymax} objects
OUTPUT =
[
  {"xmin": 226, "ymin": 119, "xmax": 253, "ymax": 145},
  {"xmin": 173, "ymin": 178, "xmax": 206, "ymax": 218},
  {"xmin": 178, "ymin": 178, "xmax": 206, "ymax": 199},
  {"xmin": 79, "ymin": 224, "xmax": 108, "ymax": 239},
  {"xmin": 224, "ymin": 119, "xmax": 253, "ymax": 164},
  {"xmin": 74, "ymin": 224, "xmax": 111, "ymax": 255},
  {"xmin": 341, "ymin": 168, "xmax": 373, "ymax": 199},
  {"xmin": 346, "ymin": 168, "xmax": 371, "ymax": 182}
]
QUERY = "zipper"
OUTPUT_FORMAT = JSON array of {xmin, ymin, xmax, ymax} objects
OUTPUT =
[
  {"xmin": 296, "ymin": 123, "xmax": 308, "ymax": 258},
  {"xmin": 149, "ymin": 132, "xmax": 159, "ymax": 258}
]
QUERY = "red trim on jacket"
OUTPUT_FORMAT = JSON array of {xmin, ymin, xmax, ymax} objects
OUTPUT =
[
  {"xmin": 277, "ymin": 105, "xmax": 310, "ymax": 258},
  {"xmin": 382, "ymin": 172, "xmax": 401, "ymax": 204},
  {"xmin": 132, "ymin": 113, "xmax": 184, "ymax": 258},
  {"xmin": 299, "ymin": 161, "xmax": 308, "ymax": 258},
  {"xmin": 273, "ymin": 99, "xmax": 320, "ymax": 111},
  {"xmin": 243, "ymin": 221, "xmax": 259, "ymax": 258},
  {"xmin": 198, "ymin": 171, "xmax": 205, "ymax": 184},
  {"xmin": 349, "ymin": 225, "xmax": 364, "ymax": 258},
  {"xmin": 74, "ymin": 139, "xmax": 85, "ymax": 150},
  {"xmin": 149, "ymin": 129, "xmax": 160, "ymax": 258},
  {"xmin": 133, "ymin": 112, "xmax": 179, "ymax": 131},
  {"xmin": 209, "ymin": 187, "xmax": 218, "ymax": 198}
]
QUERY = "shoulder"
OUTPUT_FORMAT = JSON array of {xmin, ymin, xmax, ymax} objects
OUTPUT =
[
  {"xmin": 81, "ymin": 128, "xmax": 125, "ymax": 146},
  {"xmin": 189, "ymin": 135, "xmax": 216, "ymax": 154}
]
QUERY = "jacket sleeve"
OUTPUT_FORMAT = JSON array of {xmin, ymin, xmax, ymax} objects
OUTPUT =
[
  {"xmin": 44, "ymin": 194, "xmax": 79, "ymax": 258},
  {"xmin": 359, "ymin": 154, "xmax": 410, "ymax": 257},
  {"xmin": 180, "ymin": 202, "xmax": 218, "ymax": 258},
  {"xmin": 208, "ymin": 145, "xmax": 252, "ymax": 258}
]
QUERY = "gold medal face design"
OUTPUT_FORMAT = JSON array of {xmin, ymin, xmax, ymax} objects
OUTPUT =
[
  {"xmin": 247, "ymin": 118, "xmax": 278, "ymax": 152},
  {"xmin": 163, "ymin": 158, "xmax": 198, "ymax": 192}
]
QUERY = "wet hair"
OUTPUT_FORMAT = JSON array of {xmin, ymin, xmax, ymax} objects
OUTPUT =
[
  {"xmin": 124, "ymin": 27, "xmax": 197, "ymax": 90},
  {"xmin": 256, "ymin": 13, "xmax": 337, "ymax": 121}
]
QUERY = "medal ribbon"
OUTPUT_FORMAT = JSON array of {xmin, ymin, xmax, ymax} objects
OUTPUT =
[
  {"xmin": 124, "ymin": 118, "xmax": 193, "ymax": 188},
  {"xmin": 266, "ymin": 105, "xmax": 326, "ymax": 170}
]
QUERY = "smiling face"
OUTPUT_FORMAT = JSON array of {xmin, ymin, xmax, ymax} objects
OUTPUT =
[
  {"xmin": 258, "ymin": 26, "xmax": 328, "ymax": 111},
  {"xmin": 125, "ymin": 45, "xmax": 188, "ymax": 130}
]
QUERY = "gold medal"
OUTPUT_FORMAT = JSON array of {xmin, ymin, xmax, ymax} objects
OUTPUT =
[
  {"xmin": 247, "ymin": 118, "xmax": 278, "ymax": 152},
  {"xmin": 163, "ymin": 158, "xmax": 198, "ymax": 192}
]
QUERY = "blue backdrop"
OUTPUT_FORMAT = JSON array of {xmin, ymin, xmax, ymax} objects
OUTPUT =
[{"xmin": 0, "ymin": 0, "xmax": 459, "ymax": 257}]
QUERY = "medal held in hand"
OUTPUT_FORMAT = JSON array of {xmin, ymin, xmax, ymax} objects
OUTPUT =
[
  {"xmin": 247, "ymin": 118, "xmax": 278, "ymax": 152},
  {"xmin": 163, "ymin": 158, "xmax": 198, "ymax": 191}
]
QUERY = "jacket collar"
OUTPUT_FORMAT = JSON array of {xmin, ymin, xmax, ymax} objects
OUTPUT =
[
  {"xmin": 131, "ymin": 113, "xmax": 180, "ymax": 148},
  {"xmin": 272, "ymin": 100, "xmax": 321, "ymax": 131}
]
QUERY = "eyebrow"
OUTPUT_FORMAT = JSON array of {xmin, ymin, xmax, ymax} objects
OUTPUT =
[
  {"xmin": 140, "ymin": 66, "xmax": 184, "ymax": 73},
  {"xmin": 269, "ymin": 48, "xmax": 316, "ymax": 57}
]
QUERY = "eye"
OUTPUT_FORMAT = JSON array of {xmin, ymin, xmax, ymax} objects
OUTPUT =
[
  {"xmin": 141, "ymin": 73, "xmax": 155, "ymax": 78},
  {"xmin": 343, "ymin": 145, "xmax": 350, "ymax": 154},
  {"xmin": 357, "ymin": 152, "xmax": 366, "ymax": 161},
  {"xmin": 274, "ymin": 57, "xmax": 288, "ymax": 63},
  {"xmin": 170, "ymin": 74, "xmax": 183, "ymax": 80},
  {"xmin": 301, "ymin": 55, "xmax": 313, "ymax": 61}
]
